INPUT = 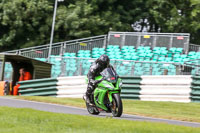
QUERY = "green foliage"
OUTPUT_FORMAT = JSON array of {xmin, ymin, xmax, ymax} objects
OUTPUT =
[
  {"xmin": 54, "ymin": 0, "xmax": 122, "ymax": 42},
  {"xmin": 1, "ymin": 0, "xmax": 200, "ymax": 51},
  {"xmin": 147, "ymin": 0, "xmax": 200, "ymax": 43},
  {"xmin": 0, "ymin": 0, "xmax": 52, "ymax": 50}
]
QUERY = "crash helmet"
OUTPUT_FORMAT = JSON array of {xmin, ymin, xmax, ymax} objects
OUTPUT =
[{"xmin": 97, "ymin": 54, "xmax": 110, "ymax": 68}]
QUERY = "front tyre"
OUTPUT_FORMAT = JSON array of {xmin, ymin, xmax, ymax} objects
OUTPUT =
[
  {"xmin": 111, "ymin": 93, "xmax": 123, "ymax": 117},
  {"xmin": 86, "ymin": 102, "xmax": 100, "ymax": 115}
]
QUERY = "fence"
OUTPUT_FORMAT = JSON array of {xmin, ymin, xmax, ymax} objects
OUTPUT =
[
  {"xmin": 189, "ymin": 43, "xmax": 200, "ymax": 52},
  {"xmin": 108, "ymin": 32, "xmax": 190, "ymax": 53},
  {"xmin": 4, "ymin": 35, "xmax": 107, "ymax": 59},
  {"xmin": 50, "ymin": 57, "xmax": 188, "ymax": 77},
  {"xmin": 1, "ymin": 55, "xmax": 193, "ymax": 81},
  {"xmin": 4, "ymin": 32, "xmax": 193, "ymax": 60},
  {"xmin": 184, "ymin": 59, "xmax": 200, "ymax": 75}
]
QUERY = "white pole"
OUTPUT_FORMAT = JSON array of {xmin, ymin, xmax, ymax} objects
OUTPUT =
[{"xmin": 48, "ymin": 0, "xmax": 58, "ymax": 62}]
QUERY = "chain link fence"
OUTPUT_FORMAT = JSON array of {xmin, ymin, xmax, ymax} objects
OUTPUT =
[{"xmin": 108, "ymin": 32, "xmax": 190, "ymax": 53}]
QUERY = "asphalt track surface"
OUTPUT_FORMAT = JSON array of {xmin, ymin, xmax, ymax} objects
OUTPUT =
[{"xmin": 0, "ymin": 97, "xmax": 200, "ymax": 127}]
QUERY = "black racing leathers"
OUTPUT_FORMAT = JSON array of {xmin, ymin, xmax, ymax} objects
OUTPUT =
[{"xmin": 87, "ymin": 62, "xmax": 115, "ymax": 93}]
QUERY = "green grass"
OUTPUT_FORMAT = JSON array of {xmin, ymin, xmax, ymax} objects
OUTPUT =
[
  {"xmin": 0, "ymin": 107, "xmax": 199, "ymax": 133},
  {"xmin": 17, "ymin": 96, "xmax": 200, "ymax": 122}
]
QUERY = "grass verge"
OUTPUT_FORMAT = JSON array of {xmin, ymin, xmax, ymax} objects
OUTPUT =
[
  {"xmin": 0, "ymin": 107, "xmax": 200, "ymax": 133},
  {"xmin": 16, "ymin": 96, "xmax": 200, "ymax": 122}
]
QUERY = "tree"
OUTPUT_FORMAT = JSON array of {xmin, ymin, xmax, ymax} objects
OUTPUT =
[
  {"xmin": 53, "ymin": 0, "xmax": 122, "ymax": 42},
  {"xmin": 1, "ymin": 0, "xmax": 200, "ymax": 51},
  {"xmin": 0, "ymin": 0, "xmax": 53, "ymax": 51},
  {"xmin": 147, "ymin": 0, "xmax": 200, "ymax": 44},
  {"xmin": 0, "ymin": 0, "xmax": 123, "ymax": 51}
]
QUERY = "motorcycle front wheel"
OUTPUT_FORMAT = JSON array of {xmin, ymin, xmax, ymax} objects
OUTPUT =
[
  {"xmin": 111, "ymin": 93, "xmax": 123, "ymax": 117},
  {"xmin": 86, "ymin": 102, "xmax": 100, "ymax": 115}
]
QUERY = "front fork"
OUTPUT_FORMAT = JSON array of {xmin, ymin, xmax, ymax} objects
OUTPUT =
[{"xmin": 108, "ymin": 91, "xmax": 121, "ymax": 106}]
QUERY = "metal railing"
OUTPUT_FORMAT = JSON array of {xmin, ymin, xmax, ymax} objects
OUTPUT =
[
  {"xmin": 189, "ymin": 43, "xmax": 200, "ymax": 52},
  {"xmin": 108, "ymin": 31, "xmax": 190, "ymax": 53},
  {"xmin": 4, "ymin": 35, "xmax": 107, "ymax": 59},
  {"xmin": 49, "ymin": 57, "xmax": 187, "ymax": 77},
  {"xmin": 184, "ymin": 59, "xmax": 200, "ymax": 75},
  {"xmin": 3, "ymin": 32, "xmax": 195, "ymax": 60}
]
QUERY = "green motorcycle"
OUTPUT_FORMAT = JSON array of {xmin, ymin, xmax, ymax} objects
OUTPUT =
[{"xmin": 85, "ymin": 67, "xmax": 123, "ymax": 117}]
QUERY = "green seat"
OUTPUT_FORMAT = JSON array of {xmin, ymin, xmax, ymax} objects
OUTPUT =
[
  {"xmin": 165, "ymin": 57, "xmax": 172, "ymax": 62},
  {"xmin": 136, "ymin": 47, "xmax": 144, "ymax": 51},
  {"xmin": 123, "ymin": 55, "xmax": 132, "ymax": 60},
  {"xmin": 169, "ymin": 47, "xmax": 177, "ymax": 53},
  {"xmin": 158, "ymin": 57, "xmax": 165, "ymax": 62},
  {"xmin": 189, "ymin": 55, "xmax": 198, "ymax": 60},
  {"xmin": 128, "ymin": 46, "xmax": 135, "ymax": 49},
  {"xmin": 92, "ymin": 54, "xmax": 101, "ymax": 58},
  {"xmin": 160, "ymin": 50, "xmax": 168, "ymax": 56},
  {"xmin": 92, "ymin": 47, "xmax": 99, "ymax": 51},
  {"xmin": 153, "ymin": 47, "xmax": 161, "ymax": 51},
  {"xmin": 138, "ymin": 53, "xmax": 146, "ymax": 58},
  {"xmin": 107, "ymin": 45, "xmax": 114, "ymax": 49},
  {"xmin": 167, "ymin": 53, "xmax": 173, "ymax": 57},
  {"xmin": 145, "ymin": 53, "xmax": 153, "ymax": 58},
  {"xmin": 173, "ymin": 54, "xmax": 180, "ymax": 59},
  {"xmin": 180, "ymin": 54, "xmax": 187, "ymax": 59},
  {"xmin": 121, "ymin": 49, "xmax": 129, "ymax": 53},
  {"xmin": 138, "ymin": 57, "xmax": 144, "ymax": 61},
  {"xmin": 153, "ymin": 50, "xmax": 161, "ymax": 55},
  {"xmin": 92, "ymin": 47, "xmax": 105, "ymax": 59},
  {"xmin": 176, "ymin": 48, "xmax": 183, "ymax": 53},
  {"xmin": 63, "ymin": 53, "xmax": 70, "ymax": 57},
  {"xmin": 188, "ymin": 51, "xmax": 196, "ymax": 57},
  {"xmin": 99, "ymin": 48, "xmax": 105, "ymax": 51},
  {"xmin": 196, "ymin": 52, "xmax": 200, "ymax": 56},
  {"xmin": 160, "ymin": 47, "xmax": 167, "ymax": 51},
  {"xmin": 173, "ymin": 58, "xmax": 182, "ymax": 63}
]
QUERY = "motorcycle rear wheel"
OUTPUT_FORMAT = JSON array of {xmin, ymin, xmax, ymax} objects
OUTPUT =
[{"xmin": 111, "ymin": 93, "xmax": 123, "ymax": 117}]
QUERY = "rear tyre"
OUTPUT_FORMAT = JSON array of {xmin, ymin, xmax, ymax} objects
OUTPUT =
[
  {"xmin": 111, "ymin": 93, "xmax": 123, "ymax": 117},
  {"xmin": 86, "ymin": 102, "xmax": 100, "ymax": 115}
]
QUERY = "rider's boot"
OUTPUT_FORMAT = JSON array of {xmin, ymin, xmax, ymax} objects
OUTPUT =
[{"xmin": 86, "ymin": 92, "xmax": 94, "ymax": 105}]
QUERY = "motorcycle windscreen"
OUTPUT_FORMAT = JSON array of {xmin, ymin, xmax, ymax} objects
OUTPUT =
[{"xmin": 100, "ymin": 67, "xmax": 117, "ymax": 83}]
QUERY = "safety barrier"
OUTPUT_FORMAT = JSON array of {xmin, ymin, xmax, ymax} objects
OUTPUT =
[
  {"xmin": 120, "ymin": 76, "xmax": 141, "ymax": 100},
  {"xmin": 140, "ymin": 76, "xmax": 192, "ymax": 103},
  {"xmin": 18, "ymin": 78, "xmax": 58, "ymax": 96},
  {"xmin": 56, "ymin": 76, "xmax": 86, "ymax": 98},
  {"xmin": 18, "ymin": 75, "xmax": 198, "ymax": 103},
  {"xmin": 18, "ymin": 76, "xmax": 86, "ymax": 97},
  {"xmin": 191, "ymin": 76, "xmax": 200, "ymax": 102},
  {"xmin": 121, "ymin": 75, "xmax": 192, "ymax": 103}
]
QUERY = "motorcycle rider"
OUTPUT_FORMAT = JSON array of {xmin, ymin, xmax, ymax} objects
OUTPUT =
[{"xmin": 86, "ymin": 54, "xmax": 115, "ymax": 104}]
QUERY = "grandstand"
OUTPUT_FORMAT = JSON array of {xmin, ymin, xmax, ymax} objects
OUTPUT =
[
  {"xmin": 44, "ymin": 45, "xmax": 200, "ymax": 77},
  {"xmin": 2, "ymin": 32, "xmax": 200, "ymax": 78}
]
